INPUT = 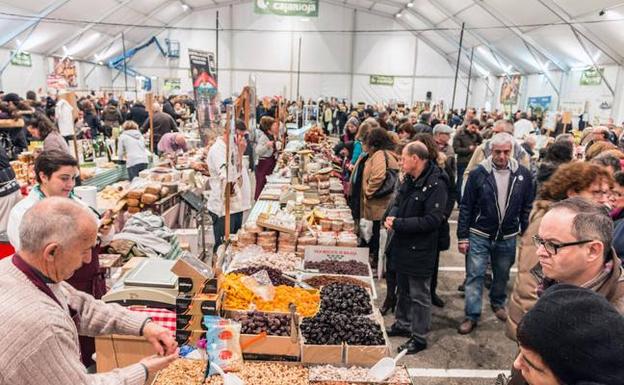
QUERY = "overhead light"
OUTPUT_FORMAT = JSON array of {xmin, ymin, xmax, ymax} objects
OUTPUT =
[
  {"xmin": 395, "ymin": 11, "xmax": 402, "ymax": 18},
  {"xmin": 98, "ymin": 61, "xmax": 104, "ymax": 65},
  {"xmin": 407, "ymin": 2, "xmax": 414, "ymax": 8},
  {"xmin": 62, "ymin": 45, "xmax": 68, "ymax": 55},
  {"xmin": 16, "ymin": 39, "xmax": 21, "ymax": 47},
  {"xmin": 181, "ymin": 2, "xmax": 189, "ymax": 11},
  {"xmin": 599, "ymin": 9, "xmax": 606, "ymax": 16}
]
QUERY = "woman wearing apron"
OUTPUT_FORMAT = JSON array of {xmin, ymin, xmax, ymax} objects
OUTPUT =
[
  {"xmin": 254, "ymin": 116, "xmax": 279, "ymax": 200},
  {"xmin": 7, "ymin": 149, "xmax": 112, "ymax": 367}
]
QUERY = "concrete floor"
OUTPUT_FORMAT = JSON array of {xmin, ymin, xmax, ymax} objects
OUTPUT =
[{"xmin": 373, "ymin": 215, "xmax": 518, "ymax": 385}]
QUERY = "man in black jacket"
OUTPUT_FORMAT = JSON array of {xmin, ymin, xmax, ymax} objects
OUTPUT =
[
  {"xmin": 452, "ymin": 119, "xmax": 482, "ymax": 200},
  {"xmin": 457, "ymin": 133, "xmax": 534, "ymax": 335},
  {"xmin": 127, "ymin": 101, "xmax": 149, "ymax": 127},
  {"xmin": 385, "ymin": 141, "xmax": 448, "ymax": 354}
]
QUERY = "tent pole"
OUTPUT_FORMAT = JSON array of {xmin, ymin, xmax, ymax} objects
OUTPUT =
[
  {"xmin": 465, "ymin": 47, "xmax": 474, "ymax": 110},
  {"xmin": 296, "ymin": 36, "xmax": 302, "ymax": 100},
  {"xmin": 122, "ymin": 32, "xmax": 128, "ymax": 92},
  {"xmin": 216, "ymin": 11, "xmax": 219, "ymax": 82},
  {"xmin": 451, "ymin": 22, "xmax": 465, "ymax": 112}
]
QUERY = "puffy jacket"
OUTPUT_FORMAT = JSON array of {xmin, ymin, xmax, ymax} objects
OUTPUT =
[
  {"xmin": 505, "ymin": 200, "xmax": 551, "ymax": 340},
  {"xmin": 453, "ymin": 128, "xmax": 482, "ymax": 166},
  {"xmin": 101, "ymin": 106, "xmax": 123, "ymax": 125},
  {"xmin": 458, "ymin": 157, "xmax": 534, "ymax": 241},
  {"xmin": 387, "ymin": 162, "xmax": 448, "ymax": 278}
]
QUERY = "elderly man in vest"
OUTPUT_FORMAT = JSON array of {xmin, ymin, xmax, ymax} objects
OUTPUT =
[{"xmin": 0, "ymin": 198, "xmax": 178, "ymax": 385}]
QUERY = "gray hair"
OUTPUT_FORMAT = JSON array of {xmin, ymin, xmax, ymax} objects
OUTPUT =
[
  {"xmin": 152, "ymin": 102, "xmax": 162, "ymax": 112},
  {"xmin": 490, "ymin": 132, "xmax": 514, "ymax": 147},
  {"xmin": 549, "ymin": 197, "xmax": 613, "ymax": 260},
  {"xmin": 494, "ymin": 119, "xmax": 514, "ymax": 134},
  {"xmin": 19, "ymin": 197, "xmax": 97, "ymax": 253},
  {"xmin": 555, "ymin": 133, "xmax": 574, "ymax": 144},
  {"xmin": 405, "ymin": 140, "xmax": 429, "ymax": 160},
  {"xmin": 592, "ymin": 152, "xmax": 622, "ymax": 173}
]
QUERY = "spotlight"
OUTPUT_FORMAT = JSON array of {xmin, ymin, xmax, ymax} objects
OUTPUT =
[
  {"xmin": 407, "ymin": 2, "xmax": 414, "ymax": 8},
  {"xmin": 395, "ymin": 11, "xmax": 402, "ymax": 18},
  {"xmin": 599, "ymin": 9, "xmax": 606, "ymax": 16}
]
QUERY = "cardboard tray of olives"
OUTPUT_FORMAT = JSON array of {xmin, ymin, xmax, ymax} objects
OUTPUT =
[
  {"xmin": 223, "ymin": 309, "xmax": 301, "ymax": 357},
  {"xmin": 299, "ymin": 272, "xmax": 377, "ymax": 300}
]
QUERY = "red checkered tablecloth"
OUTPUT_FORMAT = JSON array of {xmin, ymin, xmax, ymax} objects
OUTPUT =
[{"xmin": 128, "ymin": 306, "xmax": 176, "ymax": 332}]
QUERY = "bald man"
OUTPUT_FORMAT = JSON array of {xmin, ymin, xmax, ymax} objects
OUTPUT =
[
  {"xmin": 384, "ymin": 141, "xmax": 449, "ymax": 355},
  {"xmin": 157, "ymin": 132, "xmax": 188, "ymax": 155},
  {"xmin": 0, "ymin": 198, "xmax": 178, "ymax": 385}
]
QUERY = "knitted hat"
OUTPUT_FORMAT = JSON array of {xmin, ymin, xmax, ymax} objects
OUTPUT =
[{"xmin": 517, "ymin": 284, "xmax": 624, "ymax": 385}]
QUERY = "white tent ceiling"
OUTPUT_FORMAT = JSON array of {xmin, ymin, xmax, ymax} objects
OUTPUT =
[{"xmin": 0, "ymin": 0, "xmax": 623, "ymax": 75}]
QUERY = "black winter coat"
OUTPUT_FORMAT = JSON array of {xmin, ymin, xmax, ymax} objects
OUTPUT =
[
  {"xmin": 127, "ymin": 104, "xmax": 149, "ymax": 127},
  {"xmin": 387, "ymin": 162, "xmax": 448, "ymax": 278},
  {"xmin": 453, "ymin": 129, "xmax": 482, "ymax": 166},
  {"xmin": 457, "ymin": 158, "xmax": 534, "ymax": 241}
]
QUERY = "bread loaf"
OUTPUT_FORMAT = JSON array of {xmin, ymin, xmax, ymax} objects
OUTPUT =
[{"xmin": 141, "ymin": 193, "xmax": 159, "ymax": 205}]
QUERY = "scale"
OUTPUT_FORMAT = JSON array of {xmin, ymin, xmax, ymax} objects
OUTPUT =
[{"xmin": 102, "ymin": 258, "xmax": 178, "ymax": 309}]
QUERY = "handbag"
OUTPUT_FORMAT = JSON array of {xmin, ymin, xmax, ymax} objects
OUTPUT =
[{"xmin": 372, "ymin": 150, "xmax": 398, "ymax": 198}]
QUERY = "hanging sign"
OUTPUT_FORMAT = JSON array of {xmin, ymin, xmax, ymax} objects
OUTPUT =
[
  {"xmin": 369, "ymin": 75, "xmax": 394, "ymax": 86},
  {"xmin": 189, "ymin": 49, "xmax": 218, "ymax": 141},
  {"xmin": 164, "ymin": 78, "xmax": 181, "ymax": 93},
  {"xmin": 254, "ymin": 0, "xmax": 319, "ymax": 17},
  {"xmin": 580, "ymin": 67, "xmax": 603, "ymax": 86},
  {"xmin": 527, "ymin": 96, "xmax": 552, "ymax": 114},
  {"xmin": 10, "ymin": 51, "xmax": 31, "ymax": 67},
  {"xmin": 52, "ymin": 57, "xmax": 78, "ymax": 88},
  {"xmin": 500, "ymin": 75, "xmax": 521, "ymax": 105}
]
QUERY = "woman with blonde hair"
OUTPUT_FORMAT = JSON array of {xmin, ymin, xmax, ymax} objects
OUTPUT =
[
  {"xmin": 506, "ymin": 161, "xmax": 614, "ymax": 339},
  {"xmin": 118, "ymin": 120, "xmax": 149, "ymax": 181}
]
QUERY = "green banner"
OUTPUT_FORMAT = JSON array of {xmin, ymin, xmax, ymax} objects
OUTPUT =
[
  {"xmin": 164, "ymin": 78, "xmax": 181, "ymax": 92},
  {"xmin": 11, "ymin": 51, "xmax": 31, "ymax": 67},
  {"xmin": 254, "ymin": 0, "xmax": 318, "ymax": 17},
  {"xmin": 370, "ymin": 75, "xmax": 394, "ymax": 86},
  {"xmin": 580, "ymin": 67, "xmax": 603, "ymax": 86}
]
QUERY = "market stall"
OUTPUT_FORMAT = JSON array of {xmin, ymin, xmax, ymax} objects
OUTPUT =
[{"xmin": 93, "ymin": 122, "xmax": 403, "ymax": 384}]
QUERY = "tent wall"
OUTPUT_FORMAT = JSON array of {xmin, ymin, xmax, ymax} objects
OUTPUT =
[
  {"xmin": 492, "ymin": 65, "xmax": 623, "ymax": 124},
  {"xmin": 116, "ymin": 2, "xmax": 489, "ymax": 107}
]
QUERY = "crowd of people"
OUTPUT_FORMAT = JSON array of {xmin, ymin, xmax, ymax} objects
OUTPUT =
[
  {"xmin": 324, "ymin": 103, "xmax": 624, "ymax": 384},
  {"xmin": 1, "ymin": 88, "xmax": 624, "ymax": 384}
]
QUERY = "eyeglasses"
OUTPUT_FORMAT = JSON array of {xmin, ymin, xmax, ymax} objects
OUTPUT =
[{"xmin": 532, "ymin": 235, "xmax": 593, "ymax": 255}]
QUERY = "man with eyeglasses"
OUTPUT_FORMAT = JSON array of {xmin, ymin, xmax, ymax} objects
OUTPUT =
[{"xmin": 530, "ymin": 197, "xmax": 624, "ymax": 312}]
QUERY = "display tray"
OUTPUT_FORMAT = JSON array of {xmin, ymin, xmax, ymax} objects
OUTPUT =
[
  {"xmin": 256, "ymin": 214, "xmax": 297, "ymax": 234},
  {"xmin": 151, "ymin": 359, "xmax": 413, "ymax": 385},
  {"xmin": 300, "ymin": 272, "xmax": 377, "ymax": 300}
]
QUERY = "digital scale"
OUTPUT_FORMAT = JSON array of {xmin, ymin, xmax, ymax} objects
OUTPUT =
[{"xmin": 102, "ymin": 258, "xmax": 178, "ymax": 309}]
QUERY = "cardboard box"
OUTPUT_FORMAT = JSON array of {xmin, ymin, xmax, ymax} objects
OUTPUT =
[
  {"xmin": 301, "ymin": 272, "xmax": 377, "ymax": 299},
  {"xmin": 175, "ymin": 329, "xmax": 206, "ymax": 346},
  {"xmin": 240, "ymin": 334, "xmax": 300, "ymax": 357},
  {"xmin": 176, "ymin": 294, "xmax": 219, "ymax": 315},
  {"xmin": 176, "ymin": 314, "xmax": 207, "ymax": 330},
  {"xmin": 344, "ymin": 343, "xmax": 390, "ymax": 366},
  {"xmin": 300, "ymin": 342, "xmax": 344, "ymax": 364},
  {"xmin": 171, "ymin": 255, "xmax": 218, "ymax": 295},
  {"xmin": 174, "ymin": 229, "xmax": 200, "ymax": 256},
  {"xmin": 95, "ymin": 335, "xmax": 157, "ymax": 384},
  {"xmin": 303, "ymin": 246, "xmax": 372, "ymax": 277}
]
